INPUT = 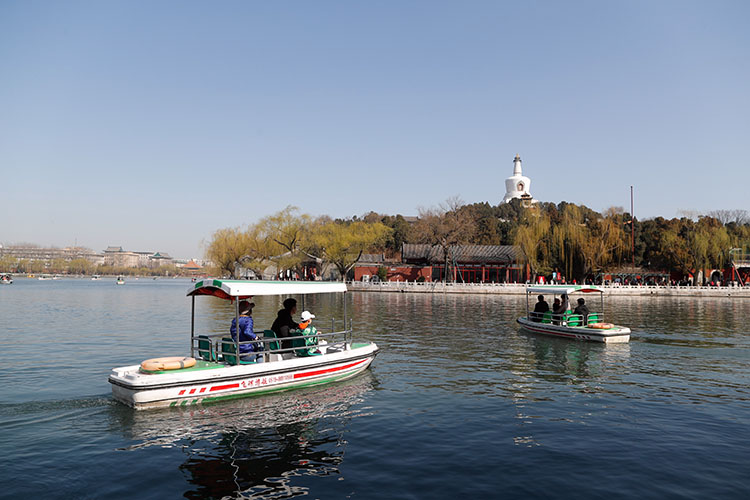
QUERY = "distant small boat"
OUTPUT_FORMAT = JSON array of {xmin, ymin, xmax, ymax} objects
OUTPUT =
[
  {"xmin": 517, "ymin": 285, "xmax": 630, "ymax": 343},
  {"xmin": 91, "ymin": 275, "xmax": 101, "ymax": 281},
  {"xmin": 38, "ymin": 274, "xmax": 52, "ymax": 281},
  {"xmin": 0, "ymin": 274, "xmax": 12, "ymax": 285},
  {"xmin": 116, "ymin": 276, "xmax": 125, "ymax": 285}
]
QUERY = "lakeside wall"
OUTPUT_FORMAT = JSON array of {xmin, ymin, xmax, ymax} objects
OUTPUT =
[{"xmin": 347, "ymin": 281, "xmax": 750, "ymax": 298}]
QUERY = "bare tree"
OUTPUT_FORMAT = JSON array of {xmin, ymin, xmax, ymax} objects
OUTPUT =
[
  {"xmin": 708, "ymin": 209, "xmax": 749, "ymax": 225},
  {"xmin": 413, "ymin": 197, "xmax": 476, "ymax": 282}
]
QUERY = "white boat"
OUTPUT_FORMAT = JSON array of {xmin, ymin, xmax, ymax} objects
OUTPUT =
[
  {"xmin": 517, "ymin": 285, "xmax": 630, "ymax": 343},
  {"xmin": 109, "ymin": 279, "xmax": 380, "ymax": 409},
  {"xmin": 38, "ymin": 274, "xmax": 52, "ymax": 281},
  {"xmin": 0, "ymin": 274, "xmax": 12, "ymax": 284},
  {"xmin": 116, "ymin": 276, "xmax": 125, "ymax": 285},
  {"xmin": 91, "ymin": 275, "xmax": 101, "ymax": 281}
]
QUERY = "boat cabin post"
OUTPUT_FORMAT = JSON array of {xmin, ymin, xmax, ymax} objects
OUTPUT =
[{"xmin": 190, "ymin": 295, "xmax": 195, "ymax": 355}]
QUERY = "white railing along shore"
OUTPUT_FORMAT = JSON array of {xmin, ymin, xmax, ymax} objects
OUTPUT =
[{"xmin": 346, "ymin": 280, "xmax": 750, "ymax": 297}]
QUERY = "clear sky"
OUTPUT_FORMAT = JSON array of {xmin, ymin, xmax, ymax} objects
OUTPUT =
[{"xmin": 1, "ymin": 0, "xmax": 748, "ymax": 259}]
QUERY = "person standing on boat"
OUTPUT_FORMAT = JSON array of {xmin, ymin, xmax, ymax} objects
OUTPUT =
[
  {"xmin": 271, "ymin": 297, "xmax": 298, "ymax": 351},
  {"xmin": 573, "ymin": 297, "xmax": 590, "ymax": 325},
  {"xmin": 532, "ymin": 295, "xmax": 549, "ymax": 322},
  {"xmin": 230, "ymin": 300, "xmax": 262, "ymax": 362}
]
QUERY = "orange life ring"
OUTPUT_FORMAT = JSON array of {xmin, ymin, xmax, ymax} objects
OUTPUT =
[
  {"xmin": 587, "ymin": 322, "xmax": 614, "ymax": 330},
  {"xmin": 141, "ymin": 356, "xmax": 196, "ymax": 372}
]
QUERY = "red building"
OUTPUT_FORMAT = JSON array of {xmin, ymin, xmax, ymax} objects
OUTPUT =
[{"xmin": 354, "ymin": 244, "xmax": 525, "ymax": 283}]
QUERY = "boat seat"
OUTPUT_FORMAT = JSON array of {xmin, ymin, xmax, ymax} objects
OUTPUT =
[
  {"xmin": 263, "ymin": 330, "xmax": 284, "ymax": 362},
  {"xmin": 588, "ymin": 313, "xmax": 600, "ymax": 324},
  {"xmin": 220, "ymin": 337, "xmax": 258, "ymax": 365},
  {"xmin": 566, "ymin": 314, "xmax": 581, "ymax": 327},
  {"xmin": 197, "ymin": 335, "xmax": 220, "ymax": 362},
  {"xmin": 542, "ymin": 311, "xmax": 552, "ymax": 324}
]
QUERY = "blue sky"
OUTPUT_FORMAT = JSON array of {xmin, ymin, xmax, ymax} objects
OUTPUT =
[{"xmin": 1, "ymin": 0, "xmax": 748, "ymax": 259}]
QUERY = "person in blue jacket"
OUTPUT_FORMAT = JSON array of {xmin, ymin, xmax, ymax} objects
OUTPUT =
[{"xmin": 230, "ymin": 300, "xmax": 262, "ymax": 362}]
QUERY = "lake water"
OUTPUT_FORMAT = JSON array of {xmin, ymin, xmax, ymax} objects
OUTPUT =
[{"xmin": 1, "ymin": 278, "xmax": 748, "ymax": 499}]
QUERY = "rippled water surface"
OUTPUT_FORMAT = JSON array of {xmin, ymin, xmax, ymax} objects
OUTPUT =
[{"xmin": 1, "ymin": 278, "xmax": 749, "ymax": 499}]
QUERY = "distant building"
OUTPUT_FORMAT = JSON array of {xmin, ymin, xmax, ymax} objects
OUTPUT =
[
  {"xmin": 353, "ymin": 244, "xmax": 526, "ymax": 283},
  {"xmin": 103, "ymin": 246, "xmax": 174, "ymax": 268},
  {"xmin": 502, "ymin": 154, "xmax": 535, "ymax": 206},
  {"xmin": 0, "ymin": 245, "xmax": 103, "ymax": 266}
]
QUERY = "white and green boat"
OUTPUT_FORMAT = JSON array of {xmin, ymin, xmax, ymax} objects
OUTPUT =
[
  {"xmin": 109, "ymin": 279, "xmax": 379, "ymax": 409},
  {"xmin": 517, "ymin": 285, "xmax": 631, "ymax": 343}
]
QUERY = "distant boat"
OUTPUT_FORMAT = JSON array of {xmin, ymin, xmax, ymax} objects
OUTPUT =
[
  {"xmin": 91, "ymin": 275, "xmax": 101, "ymax": 281},
  {"xmin": 116, "ymin": 276, "xmax": 125, "ymax": 285},
  {"xmin": 0, "ymin": 274, "xmax": 12, "ymax": 285},
  {"xmin": 38, "ymin": 274, "xmax": 52, "ymax": 281}
]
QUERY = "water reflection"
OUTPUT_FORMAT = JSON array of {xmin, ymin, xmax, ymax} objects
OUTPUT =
[{"xmin": 110, "ymin": 372, "xmax": 376, "ymax": 499}]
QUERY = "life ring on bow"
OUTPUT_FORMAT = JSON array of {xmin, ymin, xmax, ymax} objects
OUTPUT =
[
  {"xmin": 587, "ymin": 322, "xmax": 614, "ymax": 330},
  {"xmin": 141, "ymin": 356, "xmax": 196, "ymax": 372}
]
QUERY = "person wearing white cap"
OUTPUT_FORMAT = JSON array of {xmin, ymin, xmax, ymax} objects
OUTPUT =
[{"xmin": 295, "ymin": 311, "xmax": 321, "ymax": 357}]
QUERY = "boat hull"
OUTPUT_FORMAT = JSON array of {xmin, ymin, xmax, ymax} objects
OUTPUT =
[
  {"xmin": 109, "ymin": 342, "xmax": 379, "ymax": 409},
  {"xmin": 517, "ymin": 317, "xmax": 630, "ymax": 343}
]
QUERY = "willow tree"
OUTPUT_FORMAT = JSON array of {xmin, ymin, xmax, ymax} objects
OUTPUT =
[
  {"xmin": 205, "ymin": 227, "xmax": 251, "ymax": 278},
  {"xmin": 513, "ymin": 207, "xmax": 551, "ymax": 280},
  {"xmin": 256, "ymin": 206, "xmax": 314, "ymax": 275},
  {"xmin": 683, "ymin": 217, "xmax": 731, "ymax": 284},
  {"xmin": 580, "ymin": 207, "xmax": 627, "ymax": 276},
  {"xmin": 550, "ymin": 204, "xmax": 589, "ymax": 280},
  {"xmin": 312, "ymin": 221, "xmax": 392, "ymax": 281},
  {"xmin": 239, "ymin": 224, "xmax": 283, "ymax": 280}
]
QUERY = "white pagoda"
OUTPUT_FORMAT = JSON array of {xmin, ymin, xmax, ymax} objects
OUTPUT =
[{"xmin": 502, "ymin": 154, "xmax": 534, "ymax": 204}]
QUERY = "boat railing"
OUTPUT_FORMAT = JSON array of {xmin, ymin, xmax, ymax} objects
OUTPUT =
[
  {"xmin": 527, "ymin": 310, "xmax": 604, "ymax": 326},
  {"xmin": 191, "ymin": 324, "xmax": 354, "ymax": 365}
]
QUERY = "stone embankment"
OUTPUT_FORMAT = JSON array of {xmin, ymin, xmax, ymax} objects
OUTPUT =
[{"xmin": 347, "ymin": 281, "xmax": 750, "ymax": 298}]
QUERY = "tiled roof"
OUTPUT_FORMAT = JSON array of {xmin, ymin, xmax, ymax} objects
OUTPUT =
[
  {"xmin": 402, "ymin": 244, "xmax": 520, "ymax": 264},
  {"xmin": 358, "ymin": 253, "xmax": 385, "ymax": 263}
]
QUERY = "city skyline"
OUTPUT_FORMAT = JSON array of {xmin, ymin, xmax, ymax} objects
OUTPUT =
[{"xmin": 2, "ymin": 1, "xmax": 749, "ymax": 258}]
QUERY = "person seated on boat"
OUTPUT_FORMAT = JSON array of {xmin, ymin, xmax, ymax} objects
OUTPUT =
[
  {"xmin": 271, "ymin": 297, "xmax": 298, "ymax": 352},
  {"xmin": 295, "ymin": 310, "xmax": 322, "ymax": 356},
  {"xmin": 573, "ymin": 297, "xmax": 590, "ymax": 326},
  {"xmin": 559, "ymin": 293, "xmax": 569, "ymax": 313},
  {"xmin": 230, "ymin": 300, "xmax": 263, "ymax": 362},
  {"xmin": 531, "ymin": 295, "xmax": 549, "ymax": 322},
  {"xmin": 551, "ymin": 297, "xmax": 563, "ymax": 325}
]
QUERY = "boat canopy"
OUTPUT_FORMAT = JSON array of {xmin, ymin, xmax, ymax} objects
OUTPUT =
[
  {"xmin": 187, "ymin": 279, "xmax": 347, "ymax": 301},
  {"xmin": 525, "ymin": 285, "xmax": 604, "ymax": 295}
]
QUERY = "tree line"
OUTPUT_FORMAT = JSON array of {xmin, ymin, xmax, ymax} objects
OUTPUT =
[
  {"xmin": 206, "ymin": 202, "xmax": 750, "ymax": 284},
  {"xmin": 0, "ymin": 255, "xmax": 181, "ymax": 277}
]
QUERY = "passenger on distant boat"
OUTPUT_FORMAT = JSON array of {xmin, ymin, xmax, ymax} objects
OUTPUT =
[
  {"xmin": 573, "ymin": 298, "xmax": 590, "ymax": 325},
  {"xmin": 531, "ymin": 295, "xmax": 549, "ymax": 322}
]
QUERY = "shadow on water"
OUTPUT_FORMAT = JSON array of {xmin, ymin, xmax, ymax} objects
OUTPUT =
[{"xmin": 107, "ymin": 372, "xmax": 377, "ymax": 499}]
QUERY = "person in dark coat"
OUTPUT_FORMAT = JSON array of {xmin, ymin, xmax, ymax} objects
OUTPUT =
[
  {"xmin": 230, "ymin": 300, "xmax": 262, "ymax": 361},
  {"xmin": 532, "ymin": 294, "xmax": 549, "ymax": 322},
  {"xmin": 573, "ymin": 297, "xmax": 590, "ymax": 325},
  {"xmin": 271, "ymin": 297, "xmax": 298, "ymax": 351}
]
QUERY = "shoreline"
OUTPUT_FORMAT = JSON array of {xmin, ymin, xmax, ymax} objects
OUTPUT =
[{"xmin": 347, "ymin": 281, "xmax": 750, "ymax": 298}]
